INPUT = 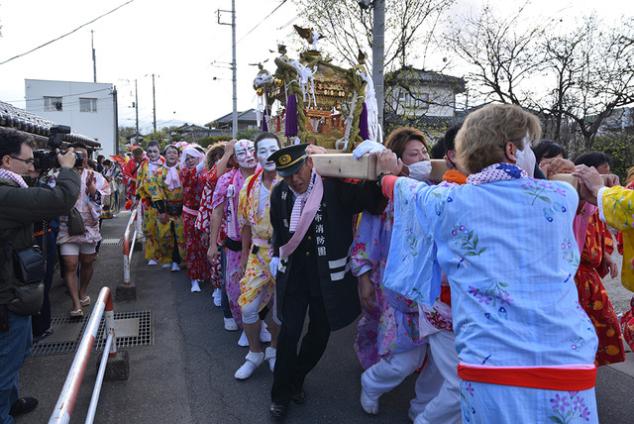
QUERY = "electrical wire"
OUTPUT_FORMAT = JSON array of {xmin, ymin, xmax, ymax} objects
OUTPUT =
[
  {"xmin": 237, "ymin": 0, "xmax": 289, "ymax": 44},
  {"xmin": 210, "ymin": 0, "xmax": 289, "ymax": 65},
  {"xmin": 0, "ymin": 0, "xmax": 136, "ymax": 66}
]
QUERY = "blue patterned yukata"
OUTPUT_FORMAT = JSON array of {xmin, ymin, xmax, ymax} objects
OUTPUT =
[{"xmin": 383, "ymin": 163, "xmax": 599, "ymax": 424}]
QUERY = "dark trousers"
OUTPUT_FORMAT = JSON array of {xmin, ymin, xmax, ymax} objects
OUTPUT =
[
  {"xmin": 0, "ymin": 312, "xmax": 31, "ymax": 424},
  {"xmin": 32, "ymin": 229, "xmax": 57, "ymax": 338},
  {"xmin": 271, "ymin": 289, "xmax": 331, "ymax": 404},
  {"xmin": 220, "ymin": 249, "xmax": 232, "ymax": 319}
]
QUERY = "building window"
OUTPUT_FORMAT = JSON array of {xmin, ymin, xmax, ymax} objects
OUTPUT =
[
  {"xmin": 80, "ymin": 98, "xmax": 97, "ymax": 112},
  {"xmin": 44, "ymin": 96, "xmax": 63, "ymax": 111}
]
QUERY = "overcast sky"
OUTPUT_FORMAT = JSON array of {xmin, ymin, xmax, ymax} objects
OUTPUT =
[{"xmin": 0, "ymin": 0, "xmax": 629, "ymax": 133}]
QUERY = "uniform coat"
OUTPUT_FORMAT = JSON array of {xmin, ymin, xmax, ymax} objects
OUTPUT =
[{"xmin": 270, "ymin": 177, "xmax": 386, "ymax": 331}]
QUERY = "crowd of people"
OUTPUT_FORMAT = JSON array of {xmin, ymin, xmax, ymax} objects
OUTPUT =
[
  {"xmin": 117, "ymin": 103, "xmax": 634, "ymax": 423},
  {"xmin": 2, "ymin": 101, "xmax": 634, "ymax": 423}
]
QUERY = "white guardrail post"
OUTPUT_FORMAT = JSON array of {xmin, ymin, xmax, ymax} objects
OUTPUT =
[
  {"xmin": 48, "ymin": 287, "xmax": 128, "ymax": 424},
  {"xmin": 117, "ymin": 203, "xmax": 142, "ymax": 301}
]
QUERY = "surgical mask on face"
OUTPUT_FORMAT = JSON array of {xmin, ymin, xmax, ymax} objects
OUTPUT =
[
  {"xmin": 234, "ymin": 140, "xmax": 256, "ymax": 169},
  {"xmin": 256, "ymin": 138, "xmax": 279, "ymax": 171},
  {"xmin": 515, "ymin": 137, "xmax": 536, "ymax": 177},
  {"xmin": 408, "ymin": 160, "xmax": 432, "ymax": 181}
]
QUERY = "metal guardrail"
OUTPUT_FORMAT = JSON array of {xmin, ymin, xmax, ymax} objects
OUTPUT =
[
  {"xmin": 48, "ymin": 287, "xmax": 117, "ymax": 424},
  {"xmin": 122, "ymin": 204, "xmax": 143, "ymax": 286}
]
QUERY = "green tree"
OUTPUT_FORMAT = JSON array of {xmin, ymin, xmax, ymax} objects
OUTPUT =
[{"xmin": 588, "ymin": 133, "xmax": 634, "ymax": 181}]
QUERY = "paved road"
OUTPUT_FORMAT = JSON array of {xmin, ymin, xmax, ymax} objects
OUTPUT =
[{"xmin": 15, "ymin": 213, "xmax": 634, "ymax": 423}]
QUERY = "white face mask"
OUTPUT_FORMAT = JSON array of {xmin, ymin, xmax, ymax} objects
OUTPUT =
[
  {"xmin": 515, "ymin": 137, "xmax": 536, "ymax": 177},
  {"xmin": 256, "ymin": 138, "xmax": 279, "ymax": 171},
  {"xmin": 408, "ymin": 160, "xmax": 432, "ymax": 181},
  {"xmin": 234, "ymin": 140, "xmax": 256, "ymax": 169}
]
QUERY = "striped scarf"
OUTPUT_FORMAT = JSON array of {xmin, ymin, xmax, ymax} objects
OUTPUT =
[
  {"xmin": 289, "ymin": 171, "xmax": 316, "ymax": 233},
  {"xmin": 0, "ymin": 168, "xmax": 28, "ymax": 188}
]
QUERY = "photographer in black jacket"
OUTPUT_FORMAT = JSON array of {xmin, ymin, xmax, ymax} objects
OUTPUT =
[{"xmin": 0, "ymin": 128, "xmax": 80, "ymax": 422}]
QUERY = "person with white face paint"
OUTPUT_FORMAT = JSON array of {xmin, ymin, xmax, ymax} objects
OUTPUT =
[
  {"xmin": 233, "ymin": 133, "xmax": 282, "ymax": 380},
  {"xmin": 208, "ymin": 139, "xmax": 258, "ymax": 343},
  {"xmin": 156, "ymin": 145, "xmax": 185, "ymax": 272},
  {"xmin": 179, "ymin": 144, "xmax": 209, "ymax": 293},
  {"xmin": 136, "ymin": 141, "xmax": 165, "ymax": 266}
]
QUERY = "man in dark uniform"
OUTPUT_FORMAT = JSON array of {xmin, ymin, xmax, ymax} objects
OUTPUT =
[{"xmin": 267, "ymin": 144, "xmax": 386, "ymax": 420}]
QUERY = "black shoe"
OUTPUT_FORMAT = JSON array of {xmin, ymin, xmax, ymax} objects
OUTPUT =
[
  {"xmin": 10, "ymin": 397, "xmax": 38, "ymax": 416},
  {"xmin": 291, "ymin": 389, "xmax": 305, "ymax": 405},
  {"xmin": 33, "ymin": 327, "xmax": 54, "ymax": 343},
  {"xmin": 269, "ymin": 402, "xmax": 288, "ymax": 421}
]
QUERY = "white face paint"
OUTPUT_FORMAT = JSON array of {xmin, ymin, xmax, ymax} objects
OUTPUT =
[
  {"xmin": 147, "ymin": 146, "xmax": 161, "ymax": 161},
  {"xmin": 234, "ymin": 140, "xmax": 256, "ymax": 169},
  {"xmin": 256, "ymin": 138, "xmax": 280, "ymax": 171}
]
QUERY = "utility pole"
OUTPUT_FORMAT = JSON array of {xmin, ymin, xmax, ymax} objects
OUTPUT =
[
  {"xmin": 113, "ymin": 86, "xmax": 119, "ymax": 155},
  {"xmin": 372, "ymin": 0, "xmax": 385, "ymax": 126},
  {"xmin": 91, "ymin": 30, "xmax": 97, "ymax": 83},
  {"xmin": 152, "ymin": 73, "xmax": 157, "ymax": 134},
  {"xmin": 218, "ymin": 1, "xmax": 238, "ymax": 139},
  {"xmin": 231, "ymin": 0, "xmax": 237, "ymax": 139},
  {"xmin": 134, "ymin": 79, "xmax": 139, "ymax": 138}
]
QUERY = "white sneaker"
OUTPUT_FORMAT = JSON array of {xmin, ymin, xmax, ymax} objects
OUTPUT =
[
  {"xmin": 148, "ymin": 259, "xmax": 158, "ymax": 266},
  {"xmin": 265, "ymin": 346, "xmax": 276, "ymax": 372},
  {"xmin": 238, "ymin": 330, "xmax": 249, "ymax": 347},
  {"xmin": 190, "ymin": 280, "xmax": 201, "ymax": 293},
  {"xmin": 212, "ymin": 288, "xmax": 222, "ymax": 307},
  {"xmin": 224, "ymin": 318, "xmax": 239, "ymax": 332},
  {"xmin": 171, "ymin": 262, "xmax": 180, "ymax": 272},
  {"xmin": 360, "ymin": 387, "xmax": 379, "ymax": 415},
  {"xmin": 234, "ymin": 351, "xmax": 265, "ymax": 380},
  {"xmin": 161, "ymin": 263, "xmax": 170, "ymax": 269},
  {"xmin": 260, "ymin": 323, "xmax": 272, "ymax": 343}
]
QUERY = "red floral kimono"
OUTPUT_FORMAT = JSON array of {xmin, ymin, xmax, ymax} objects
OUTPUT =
[
  {"xmin": 195, "ymin": 165, "xmax": 224, "ymax": 288},
  {"xmin": 180, "ymin": 166, "xmax": 210, "ymax": 282},
  {"xmin": 574, "ymin": 212, "xmax": 625, "ymax": 365}
]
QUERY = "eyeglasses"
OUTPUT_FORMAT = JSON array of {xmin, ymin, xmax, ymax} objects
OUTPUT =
[{"xmin": 10, "ymin": 155, "xmax": 35, "ymax": 165}]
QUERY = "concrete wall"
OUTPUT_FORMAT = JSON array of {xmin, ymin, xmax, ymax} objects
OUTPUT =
[{"xmin": 25, "ymin": 79, "xmax": 116, "ymax": 157}]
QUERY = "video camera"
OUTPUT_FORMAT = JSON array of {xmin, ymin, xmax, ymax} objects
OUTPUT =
[{"xmin": 33, "ymin": 125, "xmax": 84, "ymax": 170}]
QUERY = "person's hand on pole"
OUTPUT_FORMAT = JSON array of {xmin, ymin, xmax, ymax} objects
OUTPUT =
[{"xmin": 573, "ymin": 165, "xmax": 604, "ymax": 205}]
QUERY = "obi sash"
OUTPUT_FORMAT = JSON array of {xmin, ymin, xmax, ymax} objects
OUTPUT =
[{"xmin": 457, "ymin": 363, "xmax": 596, "ymax": 391}]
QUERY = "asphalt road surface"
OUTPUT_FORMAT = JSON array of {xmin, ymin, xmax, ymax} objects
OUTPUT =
[{"xmin": 15, "ymin": 213, "xmax": 634, "ymax": 424}]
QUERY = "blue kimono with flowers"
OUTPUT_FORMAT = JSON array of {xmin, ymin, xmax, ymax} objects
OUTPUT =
[{"xmin": 384, "ymin": 164, "xmax": 599, "ymax": 424}]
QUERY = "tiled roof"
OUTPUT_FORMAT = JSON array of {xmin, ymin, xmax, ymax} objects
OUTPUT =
[
  {"xmin": 209, "ymin": 108, "xmax": 258, "ymax": 125},
  {"xmin": 386, "ymin": 67, "xmax": 466, "ymax": 93},
  {"xmin": 0, "ymin": 100, "xmax": 100, "ymax": 147}
]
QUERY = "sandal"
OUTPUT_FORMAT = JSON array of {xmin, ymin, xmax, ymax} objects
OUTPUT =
[
  {"xmin": 69, "ymin": 309, "xmax": 84, "ymax": 318},
  {"xmin": 80, "ymin": 296, "xmax": 91, "ymax": 307}
]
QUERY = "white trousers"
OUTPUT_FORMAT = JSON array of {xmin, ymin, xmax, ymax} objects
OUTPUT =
[
  {"xmin": 412, "ymin": 330, "xmax": 461, "ymax": 424},
  {"xmin": 361, "ymin": 343, "xmax": 440, "ymax": 403}
]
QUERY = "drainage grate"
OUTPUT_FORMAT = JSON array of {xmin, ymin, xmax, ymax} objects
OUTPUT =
[
  {"xmin": 100, "ymin": 238, "xmax": 122, "ymax": 246},
  {"xmin": 32, "ymin": 310, "xmax": 153, "ymax": 357}
]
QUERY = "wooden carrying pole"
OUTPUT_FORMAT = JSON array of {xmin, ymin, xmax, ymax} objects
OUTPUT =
[{"xmin": 311, "ymin": 153, "xmax": 606, "ymax": 192}]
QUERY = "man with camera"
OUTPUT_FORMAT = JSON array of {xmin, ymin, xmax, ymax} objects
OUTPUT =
[{"xmin": 0, "ymin": 127, "xmax": 80, "ymax": 423}]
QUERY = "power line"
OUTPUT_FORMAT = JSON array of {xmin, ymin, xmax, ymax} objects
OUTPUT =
[
  {"xmin": 237, "ymin": 0, "xmax": 288, "ymax": 44},
  {"xmin": 0, "ymin": 0, "xmax": 136, "ymax": 66},
  {"xmin": 210, "ymin": 0, "xmax": 289, "ymax": 66}
]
